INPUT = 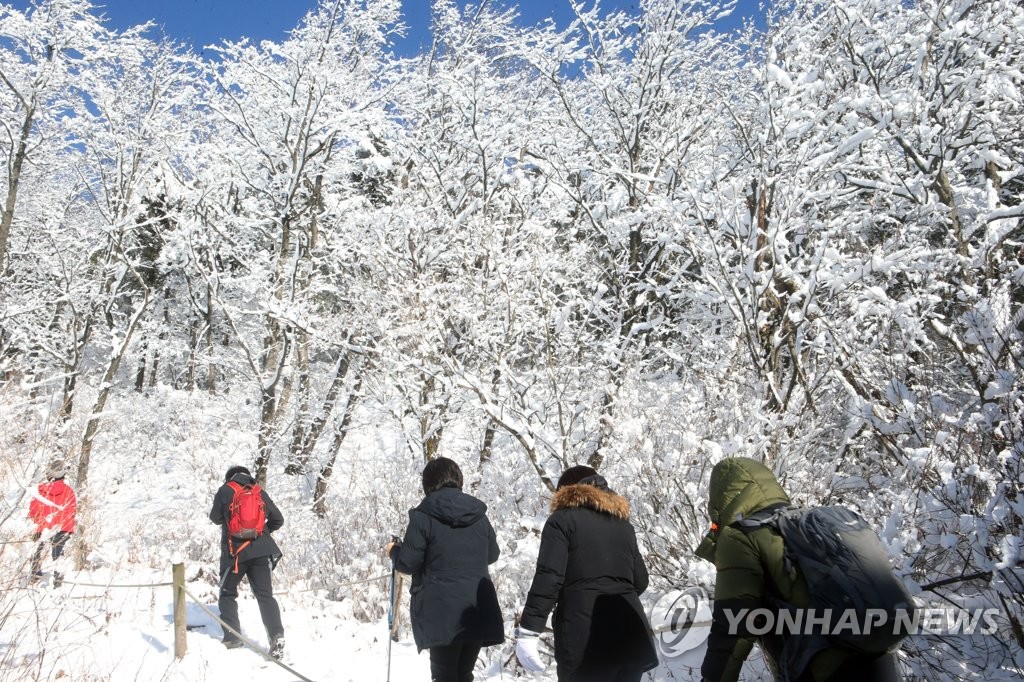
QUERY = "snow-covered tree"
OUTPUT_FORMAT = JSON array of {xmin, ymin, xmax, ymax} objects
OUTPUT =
[{"xmin": 184, "ymin": 0, "xmax": 402, "ymax": 485}]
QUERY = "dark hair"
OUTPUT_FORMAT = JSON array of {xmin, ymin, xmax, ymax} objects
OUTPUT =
[
  {"xmin": 45, "ymin": 460, "xmax": 67, "ymax": 481},
  {"xmin": 225, "ymin": 465, "xmax": 251, "ymax": 482},
  {"xmin": 557, "ymin": 465, "xmax": 599, "ymax": 490},
  {"xmin": 422, "ymin": 457, "xmax": 463, "ymax": 495}
]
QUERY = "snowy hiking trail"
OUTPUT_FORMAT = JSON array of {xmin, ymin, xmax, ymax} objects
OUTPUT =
[
  {"xmin": 1, "ymin": 564, "xmax": 728, "ymax": 681},
  {"xmin": 3, "ymin": 565, "xmax": 442, "ymax": 681}
]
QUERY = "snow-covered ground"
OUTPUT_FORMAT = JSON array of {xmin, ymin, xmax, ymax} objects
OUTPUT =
[
  {"xmin": 5, "ymin": 567, "xmax": 434, "ymax": 681},
  {"xmin": 0, "ymin": 390, "xmax": 1014, "ymax": 682},
  {"xmin": 0, "ymin": 389, "xmax": 733, "ymax": 682},
  {"xmin": 2, "ymin": 565, "xmax": 736, "ymax": 681}
]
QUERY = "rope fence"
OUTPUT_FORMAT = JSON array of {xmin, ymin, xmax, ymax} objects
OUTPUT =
[
  {"xmin": 17, "ymin": 556, "xmax": 715, "ymax": 680},
  {"xmin": 64, "ymin": 580, "xmax": 173, "ymax": 588},
  {"xmin": 279, "ymin": 571, "xmax": 389, "ymax": 595},
  {"xmin": 10, "ymin": 560, "xmax": 384, "ymax": 680},
  {"xmin": 168, "ymin": 563, "xmax": 390, "ymax": 681},
  {"xmin": 180, "ymin": 581, "xmax": 316, "ymax": 682},
  {"xmin": 53, "ymin": 571, "xmax": 389, "ymax": 593}
]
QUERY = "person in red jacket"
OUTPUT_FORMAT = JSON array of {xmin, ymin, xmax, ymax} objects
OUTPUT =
[{"xmin": 28, "ymin": 461, "xmax": 77, "ymax": 586}]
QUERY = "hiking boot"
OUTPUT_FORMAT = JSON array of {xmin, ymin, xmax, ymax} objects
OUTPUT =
[
  {"xmin": 270, "ymin": 635, "xmax": 285, "ymax": 660},
  {"xmin": 223, "ymin": 639, "xmax": 244, "ymax": 650}
]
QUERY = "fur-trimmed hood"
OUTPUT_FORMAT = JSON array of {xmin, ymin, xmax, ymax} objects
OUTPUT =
[{"xmin": 551, "ymin": 482, "xmax": 630, "ymax": 520}]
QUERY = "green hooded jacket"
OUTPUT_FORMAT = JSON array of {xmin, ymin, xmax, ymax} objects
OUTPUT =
[{"xmin": 695, "ymin": 457, "xmax": 853, "ymax": 682}]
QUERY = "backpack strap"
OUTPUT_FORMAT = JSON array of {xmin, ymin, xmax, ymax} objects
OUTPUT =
[
  {"xmin": 225, "ymin": 481, "xmax": 252, "ymax": 574},
  {"xmin": 730, "ymin": 503, "xmax": 797, "ymax": 575},
  {"xmin": 732, "ymin": 509, "xmax": 777, "ymax": 530},
  {"xmin": 228, "ymin": 538, "xmax": 252, "ymax": 574},
  {"xmin": 730, "ymin": 503, "xmax": 791, "ymax": 531}
]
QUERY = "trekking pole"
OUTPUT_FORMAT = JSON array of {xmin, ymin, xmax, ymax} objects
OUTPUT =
[
  {"xmin": 386, "ymin": 534, "xmax": 399, "ymax": 682},
  {"xmin": 919, "ymin": 559, "xmax": 1024, "ymax": 593}
]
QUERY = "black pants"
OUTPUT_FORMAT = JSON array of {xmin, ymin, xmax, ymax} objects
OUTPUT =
[
  {"xmin": 218, "ymin": 555, "xmax": 283, "ymax": 642},
  {"xmin": 825, "ymin": 653, "xmax": 901, "ymax": 682},
  {"xmin": 429, "ymin": 642, "xmax": 482, "ymax": 682},
  {"xmin": 30, "ymin": 531, "xmax": 71, "ymax": 575},
  {"xmin": 560, "ymin": 665, "xmax": 645, "ymax": 682}
]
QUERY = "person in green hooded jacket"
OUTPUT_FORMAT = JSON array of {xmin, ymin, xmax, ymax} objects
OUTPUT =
[{"xmin": 695, "ymin": 457, "xmax": 902, "ymax": 682}]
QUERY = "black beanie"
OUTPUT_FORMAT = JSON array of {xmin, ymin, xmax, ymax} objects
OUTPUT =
[{"xmin": 557, "ymin": 465, "xmax": 601, "ymax": 489}]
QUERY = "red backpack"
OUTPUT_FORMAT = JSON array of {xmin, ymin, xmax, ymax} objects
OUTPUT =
[{"xmin": 226, "ymin": 481, "xmax": 266, "ymax": 540}]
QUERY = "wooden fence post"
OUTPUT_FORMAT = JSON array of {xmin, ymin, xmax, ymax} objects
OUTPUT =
[{"xmin": 173, "ymin": 562, "xmax": 186, "ymax": 659}]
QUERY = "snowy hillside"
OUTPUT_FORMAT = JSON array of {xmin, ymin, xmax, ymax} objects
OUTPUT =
[
  {"xmin": 1, "ymin": 0, "xmax": 1022, "ymax": 680},
  {"xmin": 1, "ymin": 389, "xmax": 732, "ymax": 682}
]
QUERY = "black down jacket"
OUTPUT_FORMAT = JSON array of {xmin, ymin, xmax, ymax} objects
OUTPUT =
[
  {"xmin": 392, "ymin": 485, "xmax": 505, "ymax": 651},
  {"xmin": 520, "ymin": 478, "xmax": 658, "ymax": 679},
  {"xmin": 209, "ymin": 471, "xmax": 284, "ymax": 572}
]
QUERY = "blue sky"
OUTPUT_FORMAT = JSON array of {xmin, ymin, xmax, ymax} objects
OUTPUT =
[{"xmin": 9, "ymin": 1, "xmax": 761, "ymax": 57}]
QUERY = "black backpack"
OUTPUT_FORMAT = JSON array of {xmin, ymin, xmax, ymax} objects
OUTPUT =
[{"xmin": 734, "ymin": 505, "xmax": 915, "ymax": 677}]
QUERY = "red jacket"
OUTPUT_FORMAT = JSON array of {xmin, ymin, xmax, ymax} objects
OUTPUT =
[{"xmin": 29, "ymin": 479, "xmax": 77, "ymax": 534}]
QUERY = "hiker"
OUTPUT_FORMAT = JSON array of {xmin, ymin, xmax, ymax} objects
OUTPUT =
[
  {"xmin": 695, "ymin": 456, "xmax": 903, "ymax": 682},
  {"xmin": 386, "ymin": 457, "xmax": 504, "ymax": 682},
  {"xmin": 28, "ymin": 460, "xmax": 77, "ymax": 586},
  {"xmin": 515, "ymin": 465, "xmax": 658, "ymax": 682},
  {"xmin": 209, "ymin": 465, "xmax": 286, "ymax": 659}
]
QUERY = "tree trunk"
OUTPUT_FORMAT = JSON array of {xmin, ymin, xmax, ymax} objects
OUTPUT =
[
  {"xmin": 287, "ymin": 348, "xmax": 353, "ymax": 475},
  {"xmin": 313, "ymin": 375, "xmax": 362, "ymax": 518},
  {"xmin": 206, "ymin": 282, "xmax": 216, "ymax": 394},
  {"xmin": 75, "ymin": 288, "xmax": 151, "ymax": 568},
  {"xmin": 185, "ymin": 316, "xmax": 197, "ymax": 391},
  {"xmin": 57, "ymin": 315, "xmax": 93, "ymax": 423},
  {"xmin": 254, "ymin": 384, "xmax": 278, "ymax": 488},
  {"xmin": 0, "ymin": 106, "xmax": 35, "ymax": 271},
  {"xmin": 254, "ymin": 326, "xmax": 291, "ymax": 486},
  {"xmin": 286, "ymin": 331, "xmax": 313, "ymax": 473},
  {"xmin": 934, "ymin": 169, "xmax": 968, "ymax": 261},
  {"xmin": 134, "ymin": 341, "xmax": 147, "ymax": 391},
  {"xmin": 420, "ymin": 373, "xmax": 446, "ymax": 462},
  {"xmin": 479, "ymin": 420, "xmax": 495, "ymax": 467}
]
